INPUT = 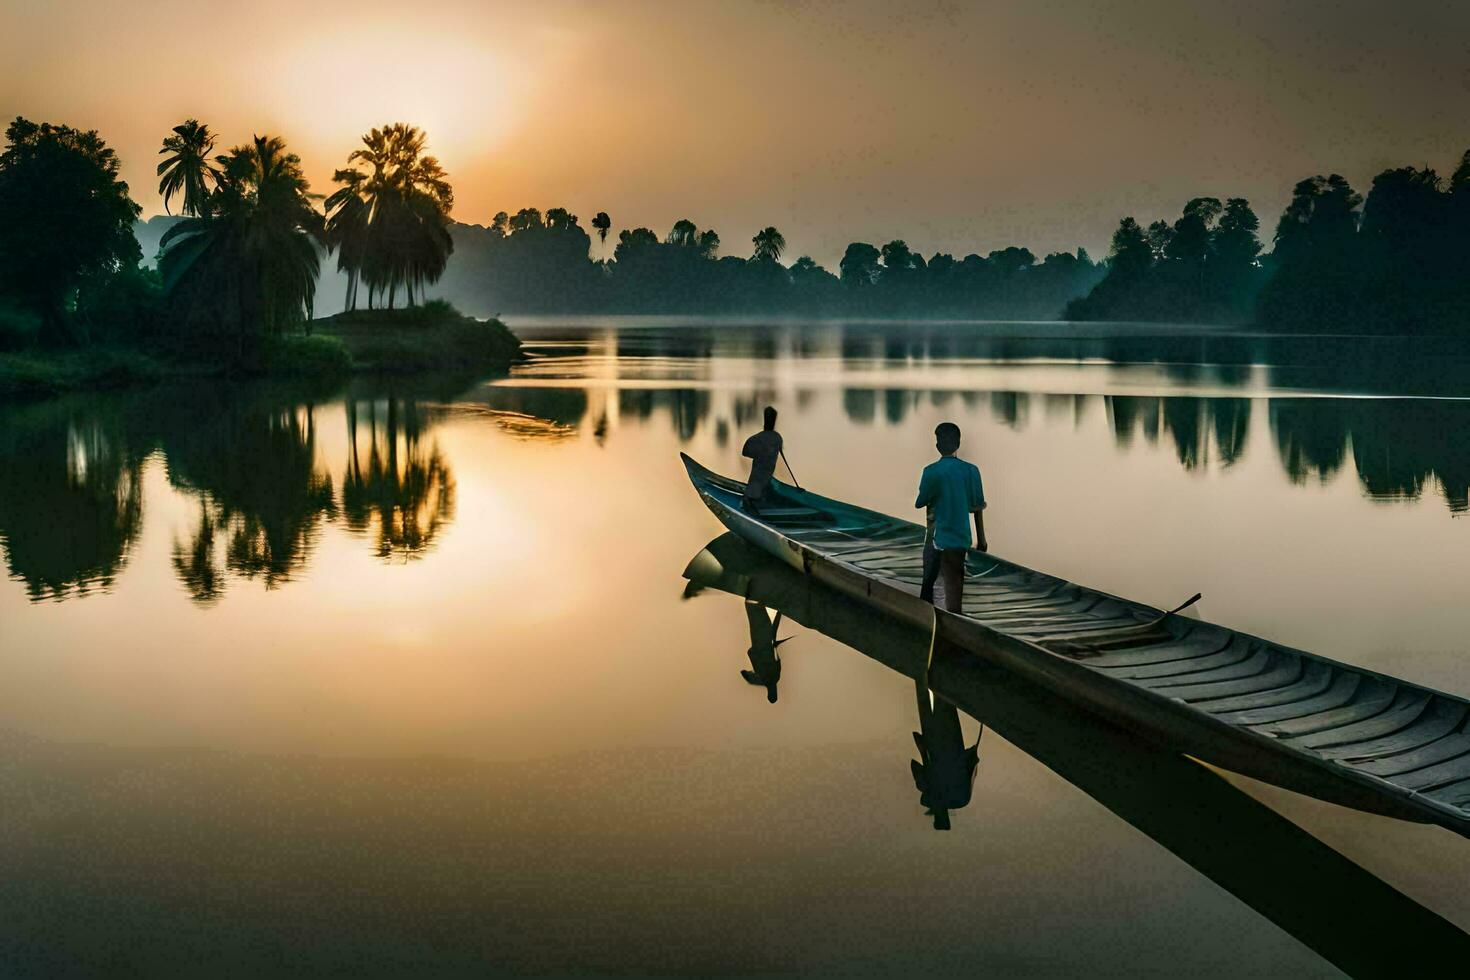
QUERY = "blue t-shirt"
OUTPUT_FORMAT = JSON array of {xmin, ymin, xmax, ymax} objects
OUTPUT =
[{"xmin": 915, "ymin": 455, "xmax": 986, "ymax": 551}]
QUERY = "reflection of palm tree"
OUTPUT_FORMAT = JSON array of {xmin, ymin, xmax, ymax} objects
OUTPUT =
[
  {"xmin": 171, "ymin": 501, "xmax": 225, "ymax": 605},
  {"xmin": 0, "ymin": 414, "xmax": 143, "ymax": 601},
  {"xmin": 165, "ymin": 401, "xmax": 337, "ymax": 592},
  {"xmin": 342, "ymin": 397, "xmax": 456, "ymax": 560},
  {"xmin": 156, "ymin": 119, "xmax": 219, "ymax": 217}
]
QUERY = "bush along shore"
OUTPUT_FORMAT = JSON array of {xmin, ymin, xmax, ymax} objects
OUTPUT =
[
  {"xmin": 0, "ymin": 302, "xmax": 521, "ymax": 399},
  {"xmin": 316, "ymin": 301, "xmax": 521, "ymax": 373}
]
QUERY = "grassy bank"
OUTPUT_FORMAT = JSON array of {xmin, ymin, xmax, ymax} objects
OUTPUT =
[
  {"xmin": 0, "ymin": 348, "xmax": 169, "ymax": 398},
  {"xmin": 0, "ymin": 303, "xmax": 521, "ymax": 399},
  {"xmin": 316, "ymin": 302, "xmax": 522, "ymax": 373}
]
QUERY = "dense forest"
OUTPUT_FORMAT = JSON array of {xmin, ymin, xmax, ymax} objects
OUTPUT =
[
  {"xmin": 135, "ymin": 210, "xmax": 1106, "ymax": 320},
  {"xmin": 426, "ymin": 214, "xmax": 1104, "ymax": 319},
  {"xmin": 1070, "ymin": 149, "xmax": 1470, "ymax": 332}
]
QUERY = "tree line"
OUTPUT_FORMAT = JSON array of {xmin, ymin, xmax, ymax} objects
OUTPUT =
[
  {"xmin": 1, "ymin": 112, "xmax": 1103, "ymax": 360},
  {"xmin": 428, "ymin": 209, "xmax": 1103, "ymax": 318},
  {"xmin": 4, "ymin": 111, "xmax": 1469, "ymax": 351},
  {"xmin": 1069, "ymin": 149, "xmax": 1470, "ymax": 332}
]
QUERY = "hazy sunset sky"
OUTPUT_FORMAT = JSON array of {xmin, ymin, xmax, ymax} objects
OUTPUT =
[{"xmin": 3, "ymin": 0, "xmax": 1467, "ymax": 264}]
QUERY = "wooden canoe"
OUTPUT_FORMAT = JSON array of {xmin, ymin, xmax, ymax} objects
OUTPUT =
[
  {"xmin": 680, "ymin": 452, "xmax": 1470, "ymax": 837},
  {"xmin": 682, "ymin": 531, "xmax": 1470, "ymax": 968}
]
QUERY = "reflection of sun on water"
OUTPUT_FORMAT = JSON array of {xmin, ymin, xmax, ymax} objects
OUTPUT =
[{"xmin": 450, "ymin": 405, "xmax": 578, "ymax": 441}]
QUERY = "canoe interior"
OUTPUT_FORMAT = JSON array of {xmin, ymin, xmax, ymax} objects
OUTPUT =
[{"xmin": 681, "ymin": 453, "xmax": 1470, "ymax": 837}]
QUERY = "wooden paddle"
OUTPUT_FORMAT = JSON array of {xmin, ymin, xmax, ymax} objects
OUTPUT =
[{"xmin": 780, "ymin": 448, "xmax": 802, "ymax": 490}]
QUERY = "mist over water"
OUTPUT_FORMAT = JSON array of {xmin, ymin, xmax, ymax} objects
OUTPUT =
[{"xmin": 2, "ymin": 318, "xmax": 1469, "ymax": 974}]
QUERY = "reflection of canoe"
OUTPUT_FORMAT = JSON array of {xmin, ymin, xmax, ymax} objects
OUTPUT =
[
  {"xmin": 680, "ymin": 453, "xmax": 1470, "ymax": 837},
  {"xmin": 682, "ymin": 532, "xmax": 1470, "ymax": 970}
]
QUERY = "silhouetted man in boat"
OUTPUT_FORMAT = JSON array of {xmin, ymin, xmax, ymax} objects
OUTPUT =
[
  {"xmin": 741, "ymin": 406, "xmax": 783, "ymax": 515},
  {"xmin": 916, "ymin": 422, "xmax": 986, "ymax": 613}
]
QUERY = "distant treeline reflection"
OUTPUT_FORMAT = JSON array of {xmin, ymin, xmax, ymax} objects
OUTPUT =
[
  {"xmin": 533, "ymin": 323, "xmax": 1470, "ymax": 400},
  {"xmin": 491, "ymin": 377, "xmax": 1469, "ymax": 513},
  {"xmin": 841, "ymin": 391, "xmax": 1465, "ymax": 511},
  {"xmin": 533, "ymin": 380, "xmax": 1468, "ymax": 513}
]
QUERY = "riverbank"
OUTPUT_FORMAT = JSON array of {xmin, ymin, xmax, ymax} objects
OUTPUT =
[
  {"xmin": 317, "ymin": 303, "xmax": 521, "ymax": 373},
  {"xmin": 0, "ymin": 304, "xmax": 521, "ymax": 399}
]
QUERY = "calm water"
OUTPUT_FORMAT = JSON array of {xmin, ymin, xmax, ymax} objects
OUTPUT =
[{"xmin": 2, "ymin": 319, "xmax": 1469, "ymax": 975}]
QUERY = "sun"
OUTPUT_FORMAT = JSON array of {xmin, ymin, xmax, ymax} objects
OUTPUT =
[{"xmin": 271, "ymin": 31, "xmax": 524, "ymax": 172}]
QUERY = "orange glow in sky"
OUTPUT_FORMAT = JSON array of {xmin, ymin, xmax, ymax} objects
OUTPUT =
[
  {"xmin": 268, "ymin": 34, "xmax": 528, "ymax": 162},
  {"xmin": 3, "ymin": 0, "xmax": 1468, "ymax": 262}
]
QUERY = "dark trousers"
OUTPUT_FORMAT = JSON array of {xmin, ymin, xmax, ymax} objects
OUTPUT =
[
  {"xmin": 920, "ymin": 542, "xmax": 940, "ymax": 602},
  {"xmin": 921, "ymin": 543, "xmax": 965, "ymax": 612}
]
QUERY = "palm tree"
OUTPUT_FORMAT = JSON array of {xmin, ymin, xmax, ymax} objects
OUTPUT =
[
  {"xmin": 159, "ymin": 134, "xmax": 325, "ymax": 346},
  {"xmin": 157, "ymin": 120, "xmax": 219, "ymax": 217},
  {"xmin": 325, "ymin": 123, "xmax": 454, "ymax": 310},
  {"xmin": 324, "ymin": 167, "xmax": 370, "ymax": 310},
  {"xmin": 752, "ymin": 226, "xmax": 786, "ymax": 263},
  {"xmin": 591, "ymin": 211, "xmax": 611, "ymax": 250}
]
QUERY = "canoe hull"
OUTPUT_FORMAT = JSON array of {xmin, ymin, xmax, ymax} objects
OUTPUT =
[{"xmin": 682, "ymin": 452, "xmax": 1470, "ymax": 837}]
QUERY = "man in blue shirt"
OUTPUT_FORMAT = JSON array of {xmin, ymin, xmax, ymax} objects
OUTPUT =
[{"xmin": 915, "ymin": 422, "xmax": 987, "ymax": 612}]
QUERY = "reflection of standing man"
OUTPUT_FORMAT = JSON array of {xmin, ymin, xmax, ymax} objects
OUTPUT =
[
  {"xmin": 911, "ymin": 677, "xmax": 981, "ymax": 831},
  {"xmin": 741, "ymin": 406, "xmax": 783, "ymax": 514},
  {"xmin": 915, "ymin": 422, "xmax": 986, "ymax": 612},
  {"xmin": 739, "ymin": 600, "xmax": 787, "ymax": 703}
]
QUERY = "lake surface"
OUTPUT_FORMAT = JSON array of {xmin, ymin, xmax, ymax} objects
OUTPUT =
[{"xmin": 2, "ymin": 318, "xmax": 1469, "ymax": 975}]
